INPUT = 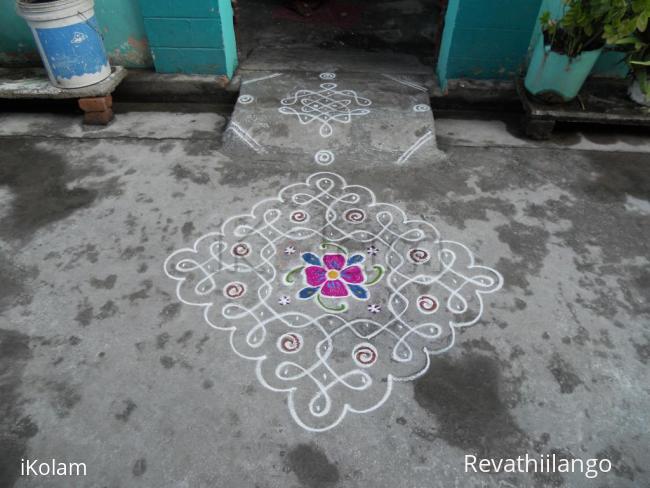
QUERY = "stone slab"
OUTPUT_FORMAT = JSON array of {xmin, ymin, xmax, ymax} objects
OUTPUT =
[
  {"xmin": 0, "ymin": 66, "xmax": 127, "ymax": 100},
  {"xmin": 517, "ymin": 77, "xmax": 650, "ymax": 125},
  {"xmin": 239, "ymin": 47, "xmax": 435, "ymax": 76}
]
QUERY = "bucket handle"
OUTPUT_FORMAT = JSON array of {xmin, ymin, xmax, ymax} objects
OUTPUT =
[{"xmin": 76, "ymin": 10, "xmax": 104, "ymax": 40}]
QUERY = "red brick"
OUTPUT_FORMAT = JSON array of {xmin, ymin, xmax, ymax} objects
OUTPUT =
[
  {"xmin": 83, "ymin": 109, "xmax": 114, "ymax": 125},
  {"xmin": 78, "ymin": 95, "xmax": 113, "ymax": 113}
]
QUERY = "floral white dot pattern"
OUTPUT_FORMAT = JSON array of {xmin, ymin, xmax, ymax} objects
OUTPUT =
[
  {"xmin": 368, "ymin": 303, "xmax": 382, "ymax": 314},
  {"xmin": 165, "ymin": 172, "xmax": 503, "ymax": 432}
]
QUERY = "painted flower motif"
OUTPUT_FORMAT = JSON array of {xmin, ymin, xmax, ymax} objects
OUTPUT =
[
  {"xmin": 284, "ymin": 243, "xmax": 384, "ymax": 313},
  {"xmin": 284, "ymin": 246, "xmax": 297, "ymax": 255},
  {"xmin": 367, "ymin": 303, "xmax": 381, "ymax": 314},
  {"xmin": 299, "ymin": 252, "xmax": 368, "ymax": 300},
  {"xmin": 366, "ymin": 245, "xmax": 379, "ymax": 256},
  {"xmin": 71, "ymin": 32, "xmax": 88, "ymax": 44},
  {"xmin": 278, "ymin": 295, "xmax": 291, "ymax": 306}
]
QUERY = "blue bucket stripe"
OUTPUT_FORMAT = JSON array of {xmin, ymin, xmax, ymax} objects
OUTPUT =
[{"xmin": 36, "ymin": 15, "xmax": 108, "ymax": 80}]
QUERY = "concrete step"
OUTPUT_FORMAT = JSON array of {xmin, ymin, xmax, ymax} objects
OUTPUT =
[
  {"xmin": 239, "ymin": 47, "xmax": 435, "ymax": 76},
  {"xmin": 223, "ymin": 68, "xmax": 444, "ymax": 167}
]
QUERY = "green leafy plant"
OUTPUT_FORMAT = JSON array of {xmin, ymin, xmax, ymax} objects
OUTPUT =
[
  {"xmin": 541, "ymin": 0, "xmax": 628, "ymax": 57},
  {"xmin": 604, "ymin": 0, "xmax": 650, "ymax": 99}
]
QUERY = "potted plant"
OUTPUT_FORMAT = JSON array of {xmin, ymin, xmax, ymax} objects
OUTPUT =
[
  {"xmin": 525, "ymin": 0, "xmax": 624, "ymax": 102},
  {"xmin": 604, "ymin": 0, "xmax": 650, "ymax": 106},
  {"xmin": 629, "ymin": 32, "xmax": 650, "ymax": 105}
]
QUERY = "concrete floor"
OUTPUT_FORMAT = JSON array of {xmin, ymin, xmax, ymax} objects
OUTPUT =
[{"xmin": 0, "ymin": 108, "xmax": 649, "ymax": 488}]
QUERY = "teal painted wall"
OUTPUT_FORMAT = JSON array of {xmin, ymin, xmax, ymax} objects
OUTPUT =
[
  {"xmin": 0, "ymin": 0, "xmax": 152, "ymax": 68},
  {"xmin": 592, "ymin": 51, "xmax": 629, "ymax": 78},
  {"xmin": 437, "ymin": 0, "xmax": 542, "ymax": 88},
  {"xmin": 97, "ymin": 0, "xmax": 152, "ymax": 67},
  {"xmin": 138, "ymin": 0, "xmax": 237, "ymax": 76}
]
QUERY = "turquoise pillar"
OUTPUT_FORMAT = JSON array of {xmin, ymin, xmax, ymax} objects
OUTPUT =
[
  {"xmin": 437, "ymin": 0, "xmax": 542, "ymax": 89},
  {"xmin": 436, "ymin": 0, "xmax": 460, "ymax": 91},
  {"xmin": 138, "ymin": 0, "xmax": 238, "ymax": 77}
]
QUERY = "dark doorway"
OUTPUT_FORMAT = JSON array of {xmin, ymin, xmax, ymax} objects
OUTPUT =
[{"xmin": 234, "ymin": 0, "xmax": 444, "ymax": 68}]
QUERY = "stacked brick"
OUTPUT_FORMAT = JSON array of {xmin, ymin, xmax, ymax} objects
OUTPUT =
[{"xmin": 78, "ymin": 95, "xmax": 113, "ymax": 125}]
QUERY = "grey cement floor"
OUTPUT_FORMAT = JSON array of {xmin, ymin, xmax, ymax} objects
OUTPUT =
[{"xmin": 0, "ymin": 109, "xmax": 649, "ymax": 488}]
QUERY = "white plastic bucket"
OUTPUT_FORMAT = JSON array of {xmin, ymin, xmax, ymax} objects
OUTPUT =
[{"xmin": 17, "ymin": 0, "xmax": 111, "ymax": 88}]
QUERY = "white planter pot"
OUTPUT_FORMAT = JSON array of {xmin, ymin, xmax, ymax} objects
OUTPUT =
[{"xmin": 629, "ymin": 79, "xmax": 650, "ymax": 106}]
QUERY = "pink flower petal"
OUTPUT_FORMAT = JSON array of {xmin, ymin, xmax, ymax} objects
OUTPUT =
[
  {"xmin": 323, "ymin": 254, "xmax": 346, "ymax": 270},
  {"xmin": 305, "ymin": 266, "xmax": 327, "ymax": 287},
  {"xmin": 320, "ymin": 279, "xmax": 349, "ymax": 297},
  {"xmin": 341, "ymin": 266, "xmax": 365, "ymax": 284}
]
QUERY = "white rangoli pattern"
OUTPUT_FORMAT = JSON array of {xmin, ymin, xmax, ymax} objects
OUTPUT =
[
  {"xmin": 314, "ymin": 150, "xmax": 335, "ymax": 166},
  {"xmin": 164, "ymin": 172, "xmax": 503, "ymax": 432},
  {"xmin": 279, "ymin": 74, "xmax": 372, "ymax": 138},
  {"xmin": 237, "ymin": 94, "xmax": 255, "ymax": 104}
]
